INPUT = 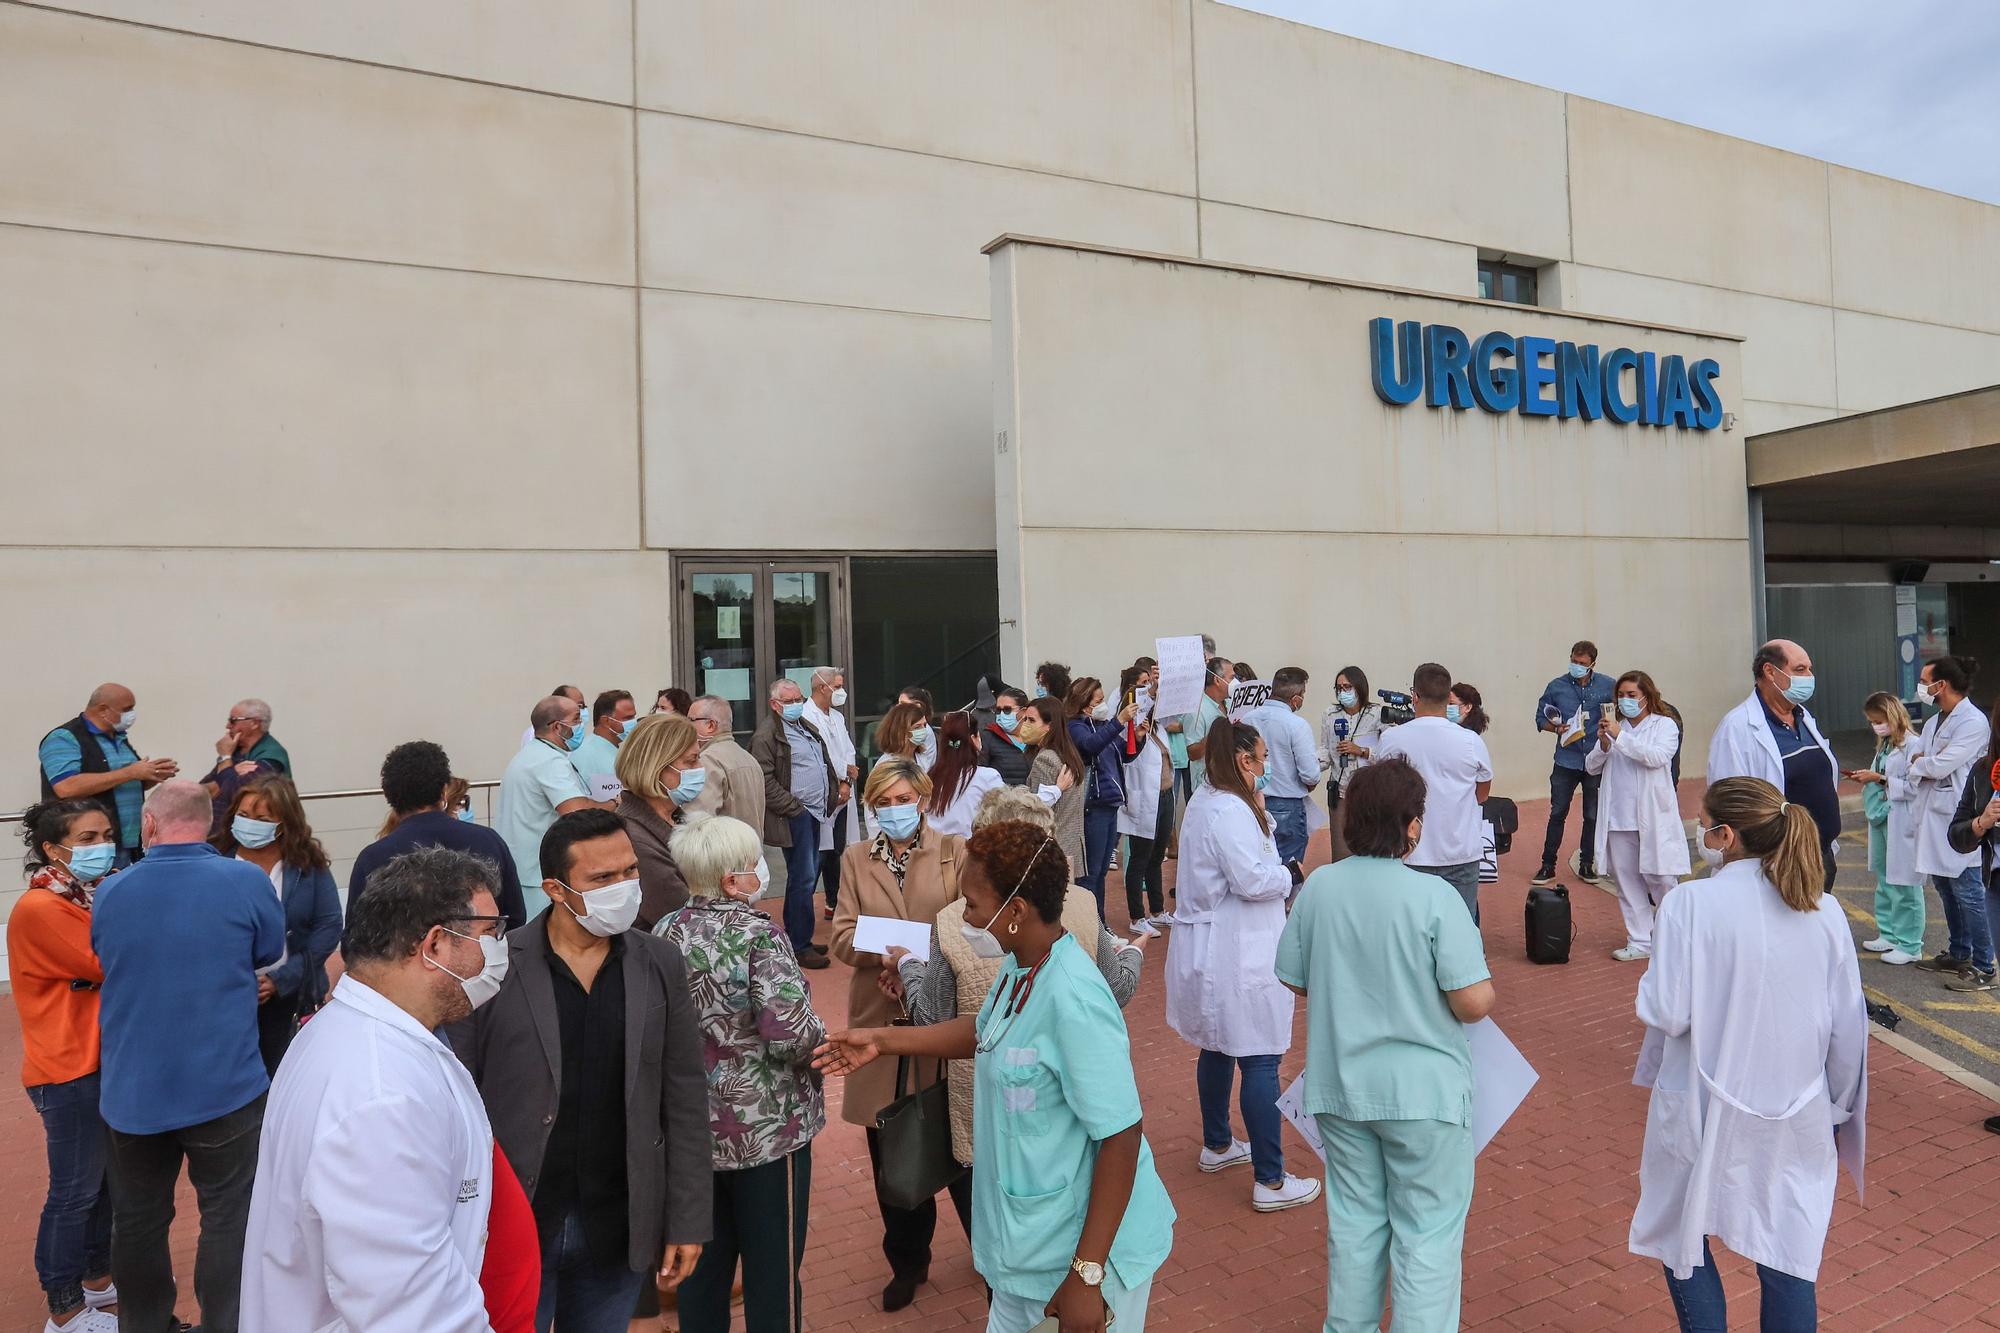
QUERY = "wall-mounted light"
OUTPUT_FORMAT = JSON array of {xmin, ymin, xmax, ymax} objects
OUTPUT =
[{"xmin": 1722, "ymin": 412, "xmax": 1737, "ymax": 432}]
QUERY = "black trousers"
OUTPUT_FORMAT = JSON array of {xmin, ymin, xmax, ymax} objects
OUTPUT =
[
  {"xmin": 819, "ymin": 808, "xmax": 850, "ymax": 910},
  {"xmin": 1540, "ymin": 764, "xmax": 1602, "ymax": 870},
  {"xmin": 864, "ymin": 1127, "xmax": 972, "ymax": 1280},
  {"xmin": 255, "ymin": 993, "xmax": 299, "ymax": 1077},
  {"xmin": 107, "ymin": 1093, "xmax": 264, "ymax": 1333},
  {"xmin": 1125, "ymin": 787, "xmax": 1175, "ymax": 918},
  {"xmin": 678, "ymin": 1145, "xmax": 812, "ymax": 1333}
]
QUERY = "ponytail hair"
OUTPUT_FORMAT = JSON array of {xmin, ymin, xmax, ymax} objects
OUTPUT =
[
  {"xmin": 1703, "ymin": 776, "xmax": 1824, "ymax": 912},
  {"xmin": 1204, "ymin": 717, "xmax": 1271, "ymax": 836}
]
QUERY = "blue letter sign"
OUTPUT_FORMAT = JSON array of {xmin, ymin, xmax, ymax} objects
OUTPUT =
[{"xmin": 1369, "ymin": 318, "xmax": 1724, "ymax": 430}]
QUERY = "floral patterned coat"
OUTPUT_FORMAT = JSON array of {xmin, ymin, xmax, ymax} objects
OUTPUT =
[{"xmin": 656, "ymin": 896, "xmax": 827, "ymax": 1170}]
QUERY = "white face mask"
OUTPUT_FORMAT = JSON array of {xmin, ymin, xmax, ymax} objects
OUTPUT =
[
  {"xmin": 831, "ymin": 688, "xmax": 848, "ymax": 708},
  {"xmin": 960, "ymin": 836, "xmax": 1054, "ymax": 959},
  {"xmin": 1870, "ymin": 721, "xmax": 1892, "ymax": 737},
  {"xmin": 724, "ymin": 859, "xmax": 771, "ymax": 903},
  {"xmin": 1916, "ymin": 681, "xmax": 1937, "ymax": 704},
  {"xmin": 559, "ymin": 876, "xmax": 643, "ymax": 937},
  {"xmin": 1091, "ymin": 701, "xmax": 1114, "ymax": 722},
  {"xmin": 116, "ymin": 709, "xmax": 137, "ymax": 733},
  {"xmin": 1696, "ymin": 822, "xmax": 1727, "ymax": 869},
  {"xmin": 428, "ymin": 927, "xmax": 509, "ymax": 1009}
]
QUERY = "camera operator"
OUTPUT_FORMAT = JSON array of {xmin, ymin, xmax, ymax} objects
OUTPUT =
[{"xmin": 1374, "ymin": 663, "xmax": 1493, "ymax": 924}]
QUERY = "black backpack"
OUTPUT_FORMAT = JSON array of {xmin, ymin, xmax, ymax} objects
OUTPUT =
[
  {"xmin": 1524, "ymin": 884, "xmax": 1574, "ymax": 964},
  {"xmin": 1480, "ymin": 796, "xmax": 1519, "ymax": 855}
]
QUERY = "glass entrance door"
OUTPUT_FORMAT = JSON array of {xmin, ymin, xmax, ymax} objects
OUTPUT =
[{"xmin": 679, "ymin": 557, "xmax": 849, "ymax": 739}]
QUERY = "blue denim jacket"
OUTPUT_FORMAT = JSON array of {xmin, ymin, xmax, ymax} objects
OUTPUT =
[{"xmin": 1535, "ymin": 671, "xmax": 1617, "ymax": 771}]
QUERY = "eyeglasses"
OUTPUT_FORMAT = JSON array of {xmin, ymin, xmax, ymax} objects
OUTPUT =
[
  {"xmin": 227, "ymin": 716, "xmax": 253, "ymax": 725},
  {"xmin": 440, "ymin": 913, "xmax": 506, "ymax": 939}
]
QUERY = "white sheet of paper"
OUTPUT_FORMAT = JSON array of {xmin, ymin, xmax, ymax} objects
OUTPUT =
[
  {"xmin": 1278, "ymin": 1018, "xmax": 1537, "ymax": 1163},
  {"xmin": 852, "ymin": 915, "xmax": 932, "ymax": 962},
  {"xmin": 1152, "ymin": 635, "xmax": 1207, "ymax": 718},
  {"xmin": 586, "ymin": 774, "xmax": 623, "ymax": 801}
]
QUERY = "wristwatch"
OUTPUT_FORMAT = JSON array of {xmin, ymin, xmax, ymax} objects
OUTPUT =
[{"xmin": 1070, "ymin": 1257, "xmax": 1104, "ymax": 1287}]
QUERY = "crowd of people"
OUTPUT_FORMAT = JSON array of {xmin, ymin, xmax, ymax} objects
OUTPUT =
[{"xmin": 12, "ymin": 633, "xmax": 1998, "ymax": 1332}]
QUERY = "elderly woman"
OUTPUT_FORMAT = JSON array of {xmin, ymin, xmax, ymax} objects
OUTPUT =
[
  {"xmin": 656, "ymin": 814, "xmax": 825, "ymax": 1333},
  {"xmin": 889, "ymin": 785, "xmax": 1144, "ymax": 1173},
  {"xmin": 830, "ymin": 756, "xmax": 968, "ymax": 1312},
  {"xmin": 1277, "ymin": 758, "xmax": 1495, "ymax": 1332},
  {"xmin": 212, "ymin": 774, "xmax": 343, "ymax": 1072},
  {"xmin": 12, "ymin": 800, "xmax": 120, "ymax": 1331},
  {"xmin": 818, "ymin": 821, "xmax": 1176, "ymax": 1333},
  {"xmin": 614, "ymin": 712, "xmax": 701, "ymax": 931}
]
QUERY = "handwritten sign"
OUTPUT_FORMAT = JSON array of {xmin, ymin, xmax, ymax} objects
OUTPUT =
[
  {"xmin": 1228, "ymin": 679, "xmax": 1272, "ymax": 721},
  {"xmin": 1152, "ymin": 635, "xmax": 1206, "ymax": 719}
]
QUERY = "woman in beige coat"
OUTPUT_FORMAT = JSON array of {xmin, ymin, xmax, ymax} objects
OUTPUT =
[{"xmin": 829, "ymin": 755, "xmax": 968, "ymax": 1312}]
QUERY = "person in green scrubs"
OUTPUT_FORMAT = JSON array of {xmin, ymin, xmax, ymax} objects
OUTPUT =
[
  {"xmin": 817, "ymin": 820, "xmax": 1175, "ymax": 1332},
  {"xmin": 1275, "ymin": 758, "xmax": 1495, "ymax": 1333}
]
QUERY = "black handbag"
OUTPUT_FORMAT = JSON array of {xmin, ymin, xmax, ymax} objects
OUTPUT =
[{"xmin": 872, "ymin": 1054, "xmax": 965, "ymax": 1211}]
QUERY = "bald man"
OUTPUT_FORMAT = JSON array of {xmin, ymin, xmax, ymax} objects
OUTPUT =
[
  {"xmin": 92, "ymin": 780, "xmax": 284, "ymax": 1333},
  {"xmin": 1706, "ymin": 638, "xmax": 1841, "ymax": 890},
  {"xmin": 39, "ymin": 683, "xmax": 178, "ymax": 863}
]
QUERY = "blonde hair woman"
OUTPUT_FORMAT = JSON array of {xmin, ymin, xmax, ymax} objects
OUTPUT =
[
  {"xmin": 614, "ymin": 713, "xmax": 703, "ymax": 929},
  {"xmin": 828, "ymin": 756, "xmax": 968, "ymax": 1311},
  {"xmin": 890, "ymin": 787, "xmax": 1144, "ymax": 1169},
  {"xmin": 1631, "ymin": 776, "xmax": 1866, "ymax": 1329},
  {"xmin": 1848, "ymin": 692, "xmax": 1925, "ymax": 963},
  {"xmin": 655, "ymin": 814, "xmax": 824, "ymax": 1333}
]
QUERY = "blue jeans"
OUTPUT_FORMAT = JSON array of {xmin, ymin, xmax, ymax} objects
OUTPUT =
[
  {"xmin": 1933, "ymin": 864, "xmax": 1994, "ymax": 972},
  {"xmin": 1077, "ymin": 805, "xmax": 1119, "ymax": 919},
  {"xmin": 1266, "ymin": 795, "xmax": 1307, "ymax": 865},
  {"xmin": 27, "ymin": 1073, "xmax": 112, "ymax": 1316},
  {"xmin": 783, "ymin": 809, "xmax": 821, "ymax": 952},
  {"xmin": 1663, "ymin": 1238, "xmax": 1815, "ymax": 1332},
  {"xmin": 535, "ymin": 1209, "xmax": 648, "ymax": 1333},
  {"xmin": 1196, "ymin": 1050, "xmax": 1284, "ymax": 1187}
]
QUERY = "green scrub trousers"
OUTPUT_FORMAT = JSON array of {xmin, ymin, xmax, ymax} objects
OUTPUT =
[
  {"xmin": 1868, "ymin": 819, "xmax": 1925, "ymax": 956},
  {"xmin": 1315, "ymin": 1114, "xmax": 1474, "ymax": 1333}
]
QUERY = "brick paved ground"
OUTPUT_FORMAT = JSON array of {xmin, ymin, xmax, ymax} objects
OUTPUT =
[{"xmin": 5, "ymin": 789, "xmax": 2000, "ymax": 1330}]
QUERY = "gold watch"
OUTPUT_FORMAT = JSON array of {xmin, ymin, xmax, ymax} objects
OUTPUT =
[{"xmin": 1070, "ymin": 1257, "xmax": 1104, "ymax": 1287}]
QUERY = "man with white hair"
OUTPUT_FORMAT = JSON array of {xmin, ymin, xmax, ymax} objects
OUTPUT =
[
  {"xmin": 689, "ymin": 694, "xmax": 766, "ymax": 833},
  {"xmin": 804, "ymin": 667, "xmax": 860, "ymax": 918},
  {"xmin": 201, "ymin": 697, "xmax": 292, "ymax": 824},
  {"xmin": 92, "ymin": 780, "xmax": 285, "ymax": 1333},
  {"xmin": 751, "ymin": 678, "xmax": 841, "ymax": 964}
]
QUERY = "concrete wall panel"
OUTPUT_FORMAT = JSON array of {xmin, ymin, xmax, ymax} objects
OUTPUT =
[
  {"xmin": 0, "ymin": 6, "xmax": 634, "ymax": 283},
  {"xmin": 642, "ymin": 292, "xmax": 991, "ymax": 551},
  {"xmin": 635, "ymin": 0, "xmax": 1197, "ymax": 195},
  {"xmin": 1567, "ymin": 97, "xmax": 1832, "ymax": 306},
  {"xmin": 1561, "ymin": 265, "xmax": 1838, "ymax": 411},
  {"xmin": 1193, "ymin": 2, "xmax": 1569, "ymax": 257},
  {"xmin": 1833, "ymin": 310, "xmax": 2000, "ymax": 414},
  {"xmin": 1830, "ymin": 167, "xmax": 2000, "ymax": 336},
  {"xmin": 0, "ymin": 228, "xmax": 640, "ymax": 550},
  {"xmin": 33, "ymin": 0, "xmax": 634, "ymax": 102},
  {"xmin": 1196, "ymin": 202, "xmax": 1478, "ymax": 295},
  {"xmin": 1738, "ymin": 400, "xmax": 1840, "ymax": 438},
  {"xmin": 639, "ymin": 114, "xmax": 1197, "ymax": 319}
]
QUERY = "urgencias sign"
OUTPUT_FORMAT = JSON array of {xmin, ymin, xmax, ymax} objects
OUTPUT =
[{"xmin": 1369, "ymin": 317, "xmax": 1724, "ymax": 430}]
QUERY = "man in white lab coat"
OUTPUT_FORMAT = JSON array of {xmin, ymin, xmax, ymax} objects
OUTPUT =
[
  {"xmin": 1904, "ymin": 655, "xmax": 1995, "ymax": 988},
  {"xmin": 1705, "ymin": 640, "xmax": 1841, "ymax": 890},
  {"xmin": 241, "ymin": 846, "xmax": 508, "ymax": 1332},
  {"xmin": 804, "ymin": 666, "xmax": 860, "ymax": 917}
]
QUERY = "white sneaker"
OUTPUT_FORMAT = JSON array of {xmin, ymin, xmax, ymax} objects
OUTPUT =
[
  {"xmin": 1199, "ymin": 1138, "xmax": 1252, "ymax": 1172},
  {"xmin": 1129, "ymin": 919, "xmax": 1160, "ymax": 939},
  {"xmin": 1147, "ymin": 913, "xmax": 1174, "ymax": 929},
  {"xmin": 1862, "ymin": 938, "xmax": 1893, "ymax": 953},
  {"xmin": 82, "ymin": 1283, "xmax": 117, "ymax": 1312},
  {"xmin": 1881, "ymin": 949, "xmax": 1918, "ymax": 966},
  {"xmin": 46, "ymin": 1311, "xmax": 119, "ymax": 1333},
  {"xmin": 1252, "ymin": 1172, "xmax": 1324, "ymax": 1213},
  {"xmin": 1611, "ymin": 945, "xmax": 1652, "ymax": 962}
]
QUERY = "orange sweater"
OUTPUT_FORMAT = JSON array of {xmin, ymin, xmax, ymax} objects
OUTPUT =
[{"xmin": 7, "ymin": 888, "xmax": 103, "ymax": 1087}]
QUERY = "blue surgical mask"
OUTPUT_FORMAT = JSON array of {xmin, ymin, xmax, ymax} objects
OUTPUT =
[
  {"xmin": 563, "ymin": 719, "xmax": 587, "ymax": 751},
  {"xmin": 1336, "ymin": 689, "xmax": 1357, "ymax": 709},
  {"xmin": 620, "ymin": 717, "xmax": 637, "ymax": 739},
  {"xmin": 995, "ymin": 711, "xmax": 1019, "ymax": 734},
  {"xmin": 455, "ymin": 806, "xmax": 477, "ymax": 823},
  {"xmin": 910, "ymin": 724, "xmax": 932, "ymax": 750},
  {"xmin": 1618, "ymin": 697, "xmax": 1642, "ymax": 719},
  {"xmin": 1253, "ymin": 772, "xmax": 1271, "ymax": 792},
  {"xmin": 781, "ymin": 701, "xmax": 806, "ymax": 723},
  {"xmin": 1033, "ymin": 685, "xmax": 1048, "ymax": 699},
  {"xmin": 231, "ymin": 815, "xmax": 281, "ymax": 849},
  {"xmin": 1445, "ymin": 704, "xmax": 1462, "ymax": 724},
  {"xmin": 1568, "ymin": 662, "xmax": 1590, "ymax": 680},
  {"xmin": 1782, "ymin": 674, "xmax": 1816, "ymax": 705},
  {"xmin": 115, "ymin": 710, "xmax": 136, "ymax": 733},
  {"xmin": 62, "ymin": 842, "xmax": 117, "ymax": 883},
  {"xmin": 876, "ymin": 803, "xmax": 922, "ymax": 840},
  {"xmin": 666, "ymin": 765, "xmax": 707, "ymax": 804}
]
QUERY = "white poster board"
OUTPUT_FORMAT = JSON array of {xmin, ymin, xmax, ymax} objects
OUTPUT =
[
  {"xmin": 1152, "ymin": 635, "xmax": 1206, "ymax": 719},
  {"xmin": 1279, "ymin": 1019, "xmax": 1538, "ymax": 1160},
  {"xmin": 1228, "ymin": 679, "xmax": 1272, "ymax": 721}
]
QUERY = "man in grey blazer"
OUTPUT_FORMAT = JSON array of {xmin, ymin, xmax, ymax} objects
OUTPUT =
[{"xmin": 448, "ymin": 807, "xmax": 712, "ymax": 1330}]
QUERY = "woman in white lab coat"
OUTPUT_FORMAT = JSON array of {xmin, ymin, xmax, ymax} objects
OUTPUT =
[
  {"xmin": 1631, "ymin": 776, "xmax": 1867, "ymax": 1332},
  {"xmin": 1164, "ymin": 717, "xmax": 1321, "ymax": 1213},
  {"xmin": 1119, "ymin": 692, "xmax": 1175, "ymax": 934},
  {"xmin": 1584, "ymin": 670, "xmax": 1689, "ymax": 962},
  {"xmin": 1847, "ymin": 692, "xmax": 1925, "ymax": 964}
]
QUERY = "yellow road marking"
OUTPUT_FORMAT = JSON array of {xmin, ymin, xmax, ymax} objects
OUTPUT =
[
  {"xmin": 1864, "ymin": 983, "xmax": 2000, "ymax": 1067},
  {"xmin": 1924, "ymin": 1002, "xmax": 2000, "ymax": 1013}
]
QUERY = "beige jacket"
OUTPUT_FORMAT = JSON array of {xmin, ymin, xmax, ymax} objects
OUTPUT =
[{"xmin": 693, "ymin": 736, "xmax": 766, "ymax": 837}]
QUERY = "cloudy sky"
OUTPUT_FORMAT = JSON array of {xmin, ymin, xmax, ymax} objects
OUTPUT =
[{"xmin": 1235, "ymin": 1, "xmax": 2000, "ymax": 205}]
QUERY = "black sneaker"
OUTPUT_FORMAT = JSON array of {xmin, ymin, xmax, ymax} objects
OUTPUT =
[
  {"xmin": 1983, "ymin": 1115, "xmax": 2000, "ymax": 1136},
  {"xmin": 1530, "ymin": 866, "xmax": 1557, "ymax": 887},
  {"xmin": 1914, "ymin": 952, "xmax": 1968, "ymax": 973}
]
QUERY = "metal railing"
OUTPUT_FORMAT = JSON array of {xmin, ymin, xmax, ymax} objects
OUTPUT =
[{"xmin": 1, "ymin": 779, "xmax": 501, "ymax": 825}]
